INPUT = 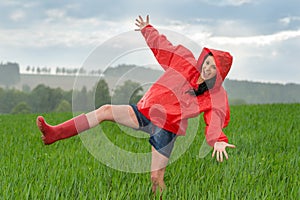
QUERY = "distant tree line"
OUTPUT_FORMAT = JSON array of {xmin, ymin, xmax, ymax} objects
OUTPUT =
[
  {"xmin": 25, "ymin": 65, "xmax": 103, "ymax": 76},
  {"xmin": 0, "ymin": 79, "xmax": 143, "ymax": 114}
]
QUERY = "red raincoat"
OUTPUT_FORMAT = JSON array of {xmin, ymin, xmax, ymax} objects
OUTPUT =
[{"xmin": 137, "ymin": 25, "xmax": 233, "ymax": 146}]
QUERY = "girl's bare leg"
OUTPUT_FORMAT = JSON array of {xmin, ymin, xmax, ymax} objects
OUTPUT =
[
  {"xmin": 151, "ymin": 146, "xmax": 169, "ymax": 194},
  {"xmin": 86, "ymin": 104, "xmax": 139, "ymax": 129}
]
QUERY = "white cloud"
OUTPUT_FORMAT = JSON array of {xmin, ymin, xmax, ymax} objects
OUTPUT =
[
  {"xmin": 10, "ymin": 10, "xmax": 26, "ymax": 21},
  {"xmin": 209, "ymin": 29, "xmax": 300, "ymax": 46},
  {"xmin": 0, "ymin": 14, "xmax": 133, "ymax": 48},
  {"xmin": 45, "ymin": 9, "xmax": 66, "ymax": 19},
  {"xmin": 0, "ymin": 28, "xmax": 109, "ymax": 48},
  {"xmin": 1, "ymin": 0, "xmax": 22, "ymax": 6},
  {"xmin": 228, "ymin": 0, "xmax": 253, "ymax": 5},
  {"xmin": 279, "ymin": 16, "xmax": 300, "ymax": 26},
  {"xmin": 202, "ymin": 0, "xmax": 255, "ymax": 6}
]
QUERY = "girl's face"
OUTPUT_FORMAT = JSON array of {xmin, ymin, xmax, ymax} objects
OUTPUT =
[{"xmin": 201, "ymin": 55, "xmax": 217, "ymax": 80}]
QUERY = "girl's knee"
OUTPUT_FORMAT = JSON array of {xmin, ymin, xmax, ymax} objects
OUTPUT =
[
  {"xmin": 96, "ymin": 104, "xmax": 113, "ymax": 121},
  {"xmin": 99, "ymin": 104, "xmax": 111, "ymax": 112}
]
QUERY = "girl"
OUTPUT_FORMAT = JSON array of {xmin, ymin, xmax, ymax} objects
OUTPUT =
[{"xmin": 37, "ymin": 15, "xmax": 235, "ymax": 194}]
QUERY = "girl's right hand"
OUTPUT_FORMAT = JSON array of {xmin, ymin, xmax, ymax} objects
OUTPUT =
[
  {"xmin": 135, "ymin": 15, "xmax": 149, "ymax": 31},
  {"xmin": 212, "ymin": 141, "xmax": 236, "ymax": 162}
]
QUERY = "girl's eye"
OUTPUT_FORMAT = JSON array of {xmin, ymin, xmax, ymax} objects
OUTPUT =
[{"xmin": 206, "ymin": 61, "xmax": 209, "ymax": 65}]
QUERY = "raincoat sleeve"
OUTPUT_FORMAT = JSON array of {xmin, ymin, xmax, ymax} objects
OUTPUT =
[
  {"xmin": 203, "ymin": 108, "xmax": 230, "ymax": 147},
  {"xmin": 141, "ymin": 24, "xmax": 196, "ymax": 71}
]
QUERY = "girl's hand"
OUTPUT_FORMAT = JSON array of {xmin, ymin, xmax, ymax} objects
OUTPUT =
[
  {"xmin": 212, "ymin": 141, "xmax": 235, "ymax": 162},
  {"xmin": 135, "ymin": 15, "xmax": 149, "ymax": 31}
]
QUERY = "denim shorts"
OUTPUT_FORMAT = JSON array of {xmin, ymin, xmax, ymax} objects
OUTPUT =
[{"xmin": 130, "ymin": 104, "xmax": 177, "ymax": 158}]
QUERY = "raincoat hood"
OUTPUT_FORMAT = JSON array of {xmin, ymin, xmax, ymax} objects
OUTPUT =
[{"xmin": 197, "ymin": 47, "xmax": 233, "ymax": 90}]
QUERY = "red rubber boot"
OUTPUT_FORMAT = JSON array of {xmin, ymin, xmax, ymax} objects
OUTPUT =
[{"xmin": 36, "ymin": 114, "xmax": 90, "ymax": 145}]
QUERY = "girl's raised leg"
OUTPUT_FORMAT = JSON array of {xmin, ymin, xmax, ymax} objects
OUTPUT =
[{"xmin": 37, "ymin": 104, "xmax": 139, "ymax": 144}]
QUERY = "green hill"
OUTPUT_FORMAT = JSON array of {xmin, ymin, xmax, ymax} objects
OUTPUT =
[
  {"xmin": 1, "ymin": 63, "xmax": 299, "ymax": 104},
  {"xmin": 224, "ymin": 79, "xmax": 300, "ymax": 104}
]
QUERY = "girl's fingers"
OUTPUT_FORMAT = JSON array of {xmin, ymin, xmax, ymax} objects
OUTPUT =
[
  {"xmin": 212, "ymin": 149, "xmax": 216, "ymax": 157},
  {"xmin": 220, "ymin": 151, "xmax": 223, "ymax": 162},
  {"xmin": 227, "ymin": 144, "xmax": 236, "ymax": 148},
  {"xmin": 139, "ymin": 15, "xmax": 143, "ymax": 22},
  {"xmin": 224, "ymin": 150, "xmax": 229, "ymax": 160}
]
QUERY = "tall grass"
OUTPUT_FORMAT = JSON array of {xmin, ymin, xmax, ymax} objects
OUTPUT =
[{"xmin": 0, "ymin": 104, "xmax": 299, "ymax": 199}]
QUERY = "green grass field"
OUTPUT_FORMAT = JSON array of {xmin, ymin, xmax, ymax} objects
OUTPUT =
[{"xmin": 0, "ymin": 104, "xmax": 299, "ymax": 199}]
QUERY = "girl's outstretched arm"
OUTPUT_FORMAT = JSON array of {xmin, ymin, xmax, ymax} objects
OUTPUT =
[
  {"xmin": 135, "ymin": 15, "xmax": 196, "ymax": 71},
  {"xmin": 203, "ymin": 108, "xmax": 235, "ymax": 162}
]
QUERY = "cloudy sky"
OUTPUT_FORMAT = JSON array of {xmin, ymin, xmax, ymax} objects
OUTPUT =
[{"xmin": 1, "ymin": 0, "xmax": 300, "ymax": 83}]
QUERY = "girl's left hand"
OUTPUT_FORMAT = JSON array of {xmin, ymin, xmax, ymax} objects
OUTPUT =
[
  {"xmin": 212, "ymin": 141, "xmax": 235, "ymax": 162},
  {"xmin": 135, "ymin": 15, "xmax": 149, "ymax": 31}
]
